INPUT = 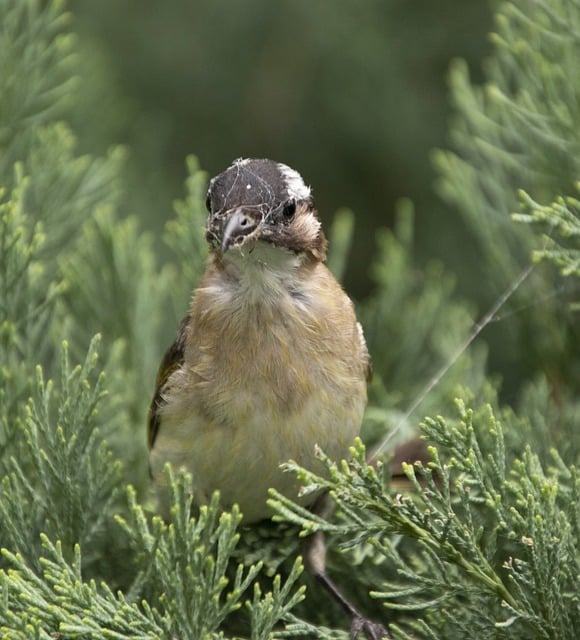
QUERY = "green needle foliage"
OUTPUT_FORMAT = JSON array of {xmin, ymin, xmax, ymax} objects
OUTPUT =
[
  {"xmin": 0, "ymin": 338, "xmax": 120, "ymax": 572},
  {"xmin": 1, "ymin": 0, "xmax": 579, "ymax": 638},
  {"xmin": 2, "ymin": 475, "xmax": 305, "ymax": 640},
  {"xmin": 271, "ymin": 407, "xmax": 579, "ymax": 639},
  {"xmin": 514, "ymin": 188, "xmax": 580, "ymax": 283}
]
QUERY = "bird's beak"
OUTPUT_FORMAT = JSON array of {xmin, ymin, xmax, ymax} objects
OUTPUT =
[{"xmin": 220, "ymin": 208, "xmax": 261, "ymax": 254}]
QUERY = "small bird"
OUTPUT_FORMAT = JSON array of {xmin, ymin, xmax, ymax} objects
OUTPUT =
[
  {"xmin": 148, "ymin": 158, "xmax": 387, "ymax": 638},
  {"xmin": 148, "ymin": 157, "xmax": 370, "ymax": 523}
]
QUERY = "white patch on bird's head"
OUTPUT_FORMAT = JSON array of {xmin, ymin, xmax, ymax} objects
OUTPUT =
[{"xmin": 277, "ymin": 162, "xmax": 311, "ymax": 201}]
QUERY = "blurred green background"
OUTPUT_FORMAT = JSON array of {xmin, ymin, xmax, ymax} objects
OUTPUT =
[{"xmin": 69, "ymin": 0, "xmax": 492, "ymax": 297}]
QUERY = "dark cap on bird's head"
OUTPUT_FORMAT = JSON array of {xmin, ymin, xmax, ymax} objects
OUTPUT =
[{"xmin": 205, "ymin": 158, "xmax": 327, "ymax": 260}]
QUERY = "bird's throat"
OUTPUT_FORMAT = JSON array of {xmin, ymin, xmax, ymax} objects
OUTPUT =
[{"xmin": 219, "ymin": 242, "xmax": 308, "ymax": 305}]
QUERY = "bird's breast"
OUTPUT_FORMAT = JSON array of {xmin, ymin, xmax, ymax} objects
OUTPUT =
[{"xmin": 151, "ymin": 262, "xmax": 367, "ymax": 521}]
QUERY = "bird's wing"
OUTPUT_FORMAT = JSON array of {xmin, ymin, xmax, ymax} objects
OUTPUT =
[{"xmin": 148, "ymin": 314, "xmax": 191, "ymax": 449}]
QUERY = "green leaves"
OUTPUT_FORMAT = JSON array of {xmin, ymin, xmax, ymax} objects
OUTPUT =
[
  {"xmin": 247, "ymin": 557, "xmax": 305, "ymax": 640},
  {"xmin": 0, "ymin": 337, "xmax": 120, "ymax": 571},
  {"xmin": 270, "ymin": 403, "xmax": 580, "ymax": 639},
  {"xmin": 164, "ymin": 155, "xmax": 210, "ymax": 313},
  {"xmin": 1, "ymin": 470, "xmax": 307, "ymax": 639},
  {"xmin": 118, "ymin": 473, "xmax": 258, "ymax": 637},
  {"xmin": 1, "ymin": 535, "xmax": 162, "ymax": 639},
  {"xmin": 0, "ymin": 0, "xmax": 75, "ymax": 175},
  {"xmin": 514, "ymin": 189, "xmax": 580, "ymax": 281},
  {"xmin": 360, "ymin": 202, "xmax": 488, "ymax": 449}
]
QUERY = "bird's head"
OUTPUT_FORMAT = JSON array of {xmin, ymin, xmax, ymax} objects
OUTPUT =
[{"xmin": 205, "ymin": 158, "xmax": 327, "ymax": 265}]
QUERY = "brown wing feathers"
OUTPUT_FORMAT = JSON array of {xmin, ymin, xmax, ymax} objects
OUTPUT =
[{"xmin": 147, "ymin": 314, "xmax": 190, "ymax": 449}]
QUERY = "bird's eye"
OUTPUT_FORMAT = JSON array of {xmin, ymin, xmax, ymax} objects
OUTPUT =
[
  {"xmin": 205, "ymin": 193, "xmax": 212, "ymax": 213},
  {"xmin": 282, "ymin": 199, "xmax": 296, "ymax": 220}
]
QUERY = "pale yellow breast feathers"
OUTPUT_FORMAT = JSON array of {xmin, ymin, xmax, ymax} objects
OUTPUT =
[{"xmin": 150, "ymin": 244, "xmax": 367, "ymax": 522}]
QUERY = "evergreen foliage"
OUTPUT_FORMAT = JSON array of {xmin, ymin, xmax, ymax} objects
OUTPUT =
[{"xmin": 0, "ymin": 0, "xmax": 578, "ymax": 638}]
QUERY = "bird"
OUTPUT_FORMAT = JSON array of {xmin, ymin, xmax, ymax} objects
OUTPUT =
[
  {"xmin": 148, "ymin": 157, "xmax": 370, "ymax": 521},
  {"xmin": 148, "ymin": 158, "xmax": 388, "ymax": 639}
]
